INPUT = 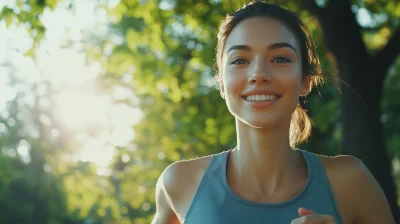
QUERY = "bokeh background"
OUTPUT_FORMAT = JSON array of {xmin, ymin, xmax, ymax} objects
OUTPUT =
[{"xmin": 0, "ymin": 0, "xmax": 399, "ymax": 223}]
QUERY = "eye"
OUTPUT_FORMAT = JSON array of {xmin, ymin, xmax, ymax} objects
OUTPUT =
[
  {"xmin": 271, "ymin": 57, "xmax": 291, "ymax": 63},
  {"xmin": 231, "ymin": 58, "xmax": 249, "ymax": 65}
]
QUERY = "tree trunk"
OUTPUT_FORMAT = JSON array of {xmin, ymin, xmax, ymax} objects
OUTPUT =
[{"xmin": 305, "ymin": 0, "xmax": 400, "ymax": 222}]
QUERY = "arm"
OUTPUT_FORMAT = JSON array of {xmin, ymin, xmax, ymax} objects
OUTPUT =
[
  {"xmin": 349, "ymin": 158, "xmax": 395, "ymax": 224},
  {"xmin": 152, "ymin": 166, "xmax": 181, "ymax": 224}
]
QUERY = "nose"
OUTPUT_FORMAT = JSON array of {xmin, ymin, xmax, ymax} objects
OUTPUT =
[{"xmin": 249, "ymin": 61, "xmax": 271, "ymax": 84}]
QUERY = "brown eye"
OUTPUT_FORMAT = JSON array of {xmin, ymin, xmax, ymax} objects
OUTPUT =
[
  {"xmin": 271, "ymin": 57, "xmax": 291, "ymax": 63},
  {"xmin": 231, "ymin": 58, "xmax": 249, "ymax": 65}
]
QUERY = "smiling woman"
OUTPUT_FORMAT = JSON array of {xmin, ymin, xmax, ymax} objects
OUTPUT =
[{"xmin": 151, "ymin": 1, "xmax": 395, "ymax": 224}]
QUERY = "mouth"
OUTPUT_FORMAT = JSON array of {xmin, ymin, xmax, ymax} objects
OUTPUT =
[{"xmin": 241, "ymin": 94, "xmax": 281, "ymax": 102}]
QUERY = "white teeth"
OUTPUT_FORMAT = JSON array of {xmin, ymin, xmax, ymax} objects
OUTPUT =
[{"xmin": 246, "ymin": 95, "xmax": 278, "ymax": 101}]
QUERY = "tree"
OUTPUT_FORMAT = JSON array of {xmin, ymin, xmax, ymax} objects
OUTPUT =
[{"xmin": 303, "ymin": 0, "xmax": 400, "ymax": 220}]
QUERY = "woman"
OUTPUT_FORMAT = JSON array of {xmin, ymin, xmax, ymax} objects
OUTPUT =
[{"xmin": 152, "ymin": 1, "xmax": 394, "ymax": 223}]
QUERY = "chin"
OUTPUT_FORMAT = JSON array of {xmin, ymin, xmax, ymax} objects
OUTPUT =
[
  {"xmin": 238, "ymin": 116, "xmax": 279, "ymax": 129},
  {"xmin": 228, "ymin": 103, "xmax": 295, "ymax": 128},
  {"xmin": 236, "ymin": 112, "xmax": 293, "ymax": 129}
]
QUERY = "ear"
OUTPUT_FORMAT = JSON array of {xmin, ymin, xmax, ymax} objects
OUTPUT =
[
  {"xmin": 300, "ymin": 75, "xmax": 312, "ymax": 97},
  {"xmin": 219, "ymin": 80, "xmax": 225, "ymax": 99}
]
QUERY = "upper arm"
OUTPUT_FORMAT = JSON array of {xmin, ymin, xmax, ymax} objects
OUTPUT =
[
  {"xmin": 152, "ymin": 164, "xmax": 181, "ymax": 224},
  {"xmin": 347, "ymin": 158, "xmax": 395, "ymax": 224}
]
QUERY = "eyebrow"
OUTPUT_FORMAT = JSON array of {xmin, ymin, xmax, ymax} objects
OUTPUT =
[{"xmin": 227, "ymin": 42, "xmax": 296, "ymax": 53}]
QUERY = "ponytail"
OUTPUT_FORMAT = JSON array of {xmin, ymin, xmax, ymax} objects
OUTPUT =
[{"xmin": 290, "ymin": 104, "xmax": 312, "ymax": 148}]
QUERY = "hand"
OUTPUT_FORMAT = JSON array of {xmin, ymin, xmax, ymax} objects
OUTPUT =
[{"xmin": 291, "ymin": 207, "xmax": 337, "ymax": 224}]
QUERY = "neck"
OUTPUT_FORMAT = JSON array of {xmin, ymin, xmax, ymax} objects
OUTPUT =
[{"xmin": 228, "ymin": 118, "xmax": 305, "ymax": 197}]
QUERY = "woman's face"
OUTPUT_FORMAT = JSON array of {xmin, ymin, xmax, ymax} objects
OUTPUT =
[{"xmin": 221, "ymin": 17, "xmax": 311, "ymax": 128}]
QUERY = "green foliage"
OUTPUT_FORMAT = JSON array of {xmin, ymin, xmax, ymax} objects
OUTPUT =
[
  {"xmin": 382, "ymin": 57, "xmax": 400, "ymax": 158},
  {"xmin": 0, "ymin": 0, "xmax": 61, "ymax": 56}
]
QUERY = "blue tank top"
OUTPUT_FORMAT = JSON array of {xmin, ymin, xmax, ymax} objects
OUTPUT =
[{"xmin": 183, "ymin": 149, "xmax": 344, "ymax": 224}]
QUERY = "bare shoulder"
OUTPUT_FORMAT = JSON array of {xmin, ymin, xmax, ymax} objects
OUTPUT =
[
  {"xmin": 316, "ymin": 154, "xmax": 394, "ymax": 224},
  {"xmin": 317, "ymin": 153, "xmax": 363, "ymax": 179},
  {"xmin": 161, "ymin": 155, "xmax": 213, "ymax": 199},
  {"xmin": 154, "ymin": 154, "xmax": 213, "ymax": 223}
]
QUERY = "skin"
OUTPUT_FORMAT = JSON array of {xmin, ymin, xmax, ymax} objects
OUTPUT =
[
  {"xmin": 152, "ymin": 17, "xmax": 395, "ymax": 224},
  {"xmin": 219, "ymin": 17, "xmax": 311, "ymax": 204}
]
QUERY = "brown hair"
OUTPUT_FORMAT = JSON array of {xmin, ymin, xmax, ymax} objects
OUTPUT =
[{"xmin": 215, "ymin": 1, "xmax": 324, "ymax": 147}]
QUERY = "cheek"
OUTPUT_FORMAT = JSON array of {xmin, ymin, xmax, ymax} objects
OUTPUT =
[
  {"xmin": 223, "ymin": 70, "xmax": 245, "ymax": 95},
  {"xmin": 279, "ymin": 74, "xmax": 302, "ymax": 88},
  {"xmin": 273, "ymin": 67, "xmax": 303, "ymax": 92}
]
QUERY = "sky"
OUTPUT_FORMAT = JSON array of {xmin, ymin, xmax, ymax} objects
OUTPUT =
[{"xmin": 0, "ymin": 0, "xmax": 142, "ymax": 170}]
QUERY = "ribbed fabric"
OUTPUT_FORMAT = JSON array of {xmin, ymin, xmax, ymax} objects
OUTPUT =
[{"xmin": 183, "ymin": 149, "xmax": 343, "ymax": 224}]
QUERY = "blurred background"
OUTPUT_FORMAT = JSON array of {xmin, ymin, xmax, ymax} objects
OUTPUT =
[{"xmin": 0, "ymin": 0, "xmax": 399, "ymax": 223}]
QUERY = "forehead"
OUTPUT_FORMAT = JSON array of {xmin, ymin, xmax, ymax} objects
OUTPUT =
[{"xmin": 224, "ymin": 17, "xmax": 299, "ymax": 53}]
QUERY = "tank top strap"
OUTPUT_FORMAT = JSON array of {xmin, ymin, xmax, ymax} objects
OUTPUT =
[
  {"xmin": 183, "ymin": 150, "xmax": 229, "ymax": 223},
  {"xmin": 298, "ymin": 150, "xmax": 344, "ymax": 224}
]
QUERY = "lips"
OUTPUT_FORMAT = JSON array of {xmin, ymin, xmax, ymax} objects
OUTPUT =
[
  {"xmin": 243, "ymin": 95, "xmax": 280, "ymax": 101},
  {"xmin": 241, "ymin": 89, "xmax": 282, "ymax": 98},
  {"xmin": 242, "ymin": 96, "xmax": 280, "ymax": 109},
  {"xmin": 240, "ymin": 90, "xmax": 281, "ymax": 108}
]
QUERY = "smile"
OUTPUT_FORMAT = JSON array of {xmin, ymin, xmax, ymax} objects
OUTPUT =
[
  {"xmin": 241, "ymin": 94, "xmax": 281, "ymax": 108},
  {"xmin": 243, "ymin": 94, "xmax": 280, "ymax": 101}
]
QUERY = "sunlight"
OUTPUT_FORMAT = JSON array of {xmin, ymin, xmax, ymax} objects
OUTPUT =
[
  {"xmin": 1, "ymin": 0, "xmax": 143, "ymax": 168},
  {"xmin": 55, "ymin": 91, "xmax": 110, "ymax": 130},
  {"xmin": 78, "ymin": 133, "xmax": 116, "ymax": 167},
  {"xmin": 357, "ymin": 8, "xmax": 375, "ymax": 27},
  {"xmin": 56, "ymin": 89, "xmax": 142, "ymax": 167},
  {"xmin": 52, "ymin": 81, "xmax": 142, "ymax": 167},
  {"xmin": 39, "ymin": 0, "xmax": 142, "ymax": 168}
]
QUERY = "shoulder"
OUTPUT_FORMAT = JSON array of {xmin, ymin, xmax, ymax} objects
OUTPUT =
[
  {"xmin": 155, "ymin": 154, "xmax": 214, "ymax": 222},
  {"xmin": 160, "ymin": 155, "xmax": 213, "ymax": 199},
  {"xmin": 317, "ymin": 153, "xmax": 363, "ymax": 180},
  {"xmin": 316, "ymin": 154, "xmax": 394, "ymax": 224}
]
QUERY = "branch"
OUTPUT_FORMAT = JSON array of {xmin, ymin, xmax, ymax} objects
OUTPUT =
[{"xmin": 374, "ymin": 29, "xmax": 400, "ymax": 76}]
